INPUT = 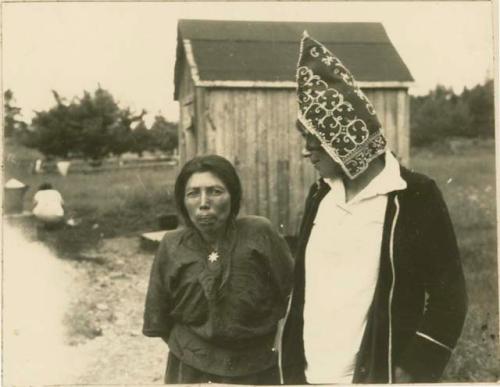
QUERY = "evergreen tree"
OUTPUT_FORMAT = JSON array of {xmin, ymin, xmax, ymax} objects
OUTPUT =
[{"xmin": 410, "ymin": 80, "xmax": 494, "ymax": 146}]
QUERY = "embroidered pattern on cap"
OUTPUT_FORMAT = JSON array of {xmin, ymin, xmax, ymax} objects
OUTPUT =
[{"xmin": 296, "ymin": 32, "xmax": 387, "ymax": 179}]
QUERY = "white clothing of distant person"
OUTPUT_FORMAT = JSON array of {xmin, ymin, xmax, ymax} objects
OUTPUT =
[{"xmin": 33, "ymin": 189, "xmax": 65, "ymax": 224}]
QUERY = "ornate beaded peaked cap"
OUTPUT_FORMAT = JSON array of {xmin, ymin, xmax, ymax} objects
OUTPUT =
[{"xmin": 296, "ymin": 31, "xmax": 387, "ymax": 179}]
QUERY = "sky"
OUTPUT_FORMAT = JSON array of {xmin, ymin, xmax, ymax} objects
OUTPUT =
[{"xmin": 2, "ymin": 1, "xmax": 496, "ymax": 125}]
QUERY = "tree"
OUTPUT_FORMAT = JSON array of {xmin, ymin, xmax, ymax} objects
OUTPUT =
[
  {"xmin": 462, "ymin": 79, "xmax": 495, "ymax": 138},
  {"xmin": 4, "ymin": 90, "xmax": 27, "ymax": 137},
  {"xmin": 409, "ymin": 81, "xmax": 494, "ymax": 147},
  {"xmin": 107, "ymin": 108, "xmax": 135, "ymax": 157},
  {"xmin": 129, "ymin": 120, "xmax": 154, "ymax": 157},
  {"xmin": 24, "ymin": 87, "xmax": 180, "ymax": 159},
  {"xmin": 411, "ymin": 85, "xmax": 457, "ymax": 146},
  {"xmin": 28, "ymin": 86, "xmax": 145, "ymax": 160},
  {"xmin": 69, "ymin": 87, "xmax": 122, "ymax": 160},
  {"xmin": 30, "ymin": 91, "xmax": 78, "ymax": 158},
  {"xmin": 149, "ymin": 115, "xmax": 178, "ymax": 153}
]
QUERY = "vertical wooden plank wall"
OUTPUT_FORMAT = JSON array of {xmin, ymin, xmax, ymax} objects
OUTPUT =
[
  {"xmin": 194, "ymin": 88, "xmax": 205, "ymax": 155},
  {"xmin": 364, "ymin": 88, "xmax": 410, "ymax": 166},
  {"xmin": 243, "ymin": 91, "xmax": 258, "ymax": 217},
  {"xmin": 178, "ymin": 61, "xmax": 196, "ymax": 166},
  {"xmin": 203, "ymin": 89, "xmax": 260, "ymax": 219},
  {"xmin": 256, "ymin": 90, "xmax": 270, "ymax": 220},
  {"xmin": 201, "ymin": 88, "xmax": 317, "ymax": 235},
  {"xmin": 181, "ymin": 86, "xmax": 410, "ymax": 236},
  {"xmin": 275, "ymin": 90, "xmax": 289, "ymax": 234},
  {"xmin": 398, "ymin": 90, "xmax": 411, "ymax": 167}
]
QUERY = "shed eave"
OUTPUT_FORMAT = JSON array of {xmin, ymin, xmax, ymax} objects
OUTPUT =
[
  {"xmin": 183, "ymin": 39, "xmax": 201, "ymax": 84},
  {"xmin": 192, "ymin": 80, "xmax": 413, "ymax": 89}
]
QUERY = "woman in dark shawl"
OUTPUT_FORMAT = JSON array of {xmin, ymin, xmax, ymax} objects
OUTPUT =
[{"xmin": 143, "ymin": 155, "xmax": 294, "ymax": 384}]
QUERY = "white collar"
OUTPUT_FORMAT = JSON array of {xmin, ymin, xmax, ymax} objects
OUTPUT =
[{"xmin": 323, "ymin": 152, "xmax": 407, "ymax": 205}]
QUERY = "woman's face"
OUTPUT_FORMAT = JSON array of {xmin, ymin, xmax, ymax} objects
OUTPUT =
[
  {"xmin": 301, "ymin": 133, "xmax": 344, "ymax": 179},
  {"xmin": 184, "ymin": 171, "xmax": 232, "ymax": 236}
]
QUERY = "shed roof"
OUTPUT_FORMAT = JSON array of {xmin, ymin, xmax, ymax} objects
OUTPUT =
[{"xmin": 174, "ymin": 20, "xmax": 414, "ymax": 99}]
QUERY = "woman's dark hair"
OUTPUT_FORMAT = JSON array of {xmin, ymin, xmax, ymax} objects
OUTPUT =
[
  {"xmin": 174, "ymin": 155, "xmax": 242, "ymax": 227},
  {"xmin": 38, "ymin": 183, "xmax": 53, "ymax": 191}
]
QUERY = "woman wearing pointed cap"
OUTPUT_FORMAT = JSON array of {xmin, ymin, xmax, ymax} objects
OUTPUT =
[
  {"xmin": 143, "ymin": 154, "xmax": 294, "ymax": 384},
  {"xmin": 281, "ymin": 32, "xmax": 466, "ymax": 384}
]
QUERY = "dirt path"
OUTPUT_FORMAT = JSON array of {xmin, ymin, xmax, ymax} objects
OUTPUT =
[
  {"xmin": 3, "ymin": 223, "xmax": 167, "ymax": 385},
  {"xmin": 3, "ymin": 224, "xmax": 89, "ymax": 385},
  {"xmin": 67, "ymin": 236, "xmax": 167, "ymax": 384}
]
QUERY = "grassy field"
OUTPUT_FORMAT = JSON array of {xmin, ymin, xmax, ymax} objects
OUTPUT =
[
  {"xmin": 4, "ymin": 138, "xmax": 499, "ymax": 381},
  {"xmin": 411, "ymin": 139, "xmax": 498, "ymax": 382},
  {"xmin": 4, "ymin": 139, "xmax": 178, "ymax": 255}
]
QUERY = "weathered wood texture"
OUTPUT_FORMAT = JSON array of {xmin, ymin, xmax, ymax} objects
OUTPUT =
[
  {"xmin": 178, "ymin": 61, "xmax": 196, "ymax": 167},
  {"xmin": 178, "ymin": 86, "xmax": 410, "ymax": 235},
  {"xmin": 191, "ymin": 88, "xmax": 315, "ymax": 236},
  {"xmin": 364, "ymin": 89, "xmax": 410, "ymax": 166}
]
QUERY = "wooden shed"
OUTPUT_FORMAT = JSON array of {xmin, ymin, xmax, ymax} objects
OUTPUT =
[{"xmin": 174, "ymin": 19, "xmax": 413, "ymax": 236}]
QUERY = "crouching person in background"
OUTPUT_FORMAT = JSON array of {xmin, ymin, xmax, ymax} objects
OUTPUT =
[{"xmin": 33, "ymin": 183, "xmax": 65, "ymax": 233}]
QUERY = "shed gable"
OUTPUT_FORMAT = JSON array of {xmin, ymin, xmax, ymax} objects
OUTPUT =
[{"xmin": 174, "ymin": 20, "xmax": 413, "ymax": 100}]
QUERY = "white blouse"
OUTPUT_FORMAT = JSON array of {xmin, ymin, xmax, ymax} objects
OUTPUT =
[{"xmin": 303, "ymin": 152, "xmax": 406, "ymax": 384}]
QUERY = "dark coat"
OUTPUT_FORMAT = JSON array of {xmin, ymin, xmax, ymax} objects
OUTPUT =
[{"xmin": 281, "ymin": 167, "xmax": 467, "ymax": 383}]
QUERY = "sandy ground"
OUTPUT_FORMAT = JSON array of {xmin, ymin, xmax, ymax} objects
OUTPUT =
[
  {"xmin": 3, "ymin": 224, "xmax": 167, "ymax": 385},
  {"xmin": 3, "ymin": 224, "xmax": 88, "ymax": 385},
  {"xmin": 70, "ymin": 236, "xmax": 167, "ymax": 384}
]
